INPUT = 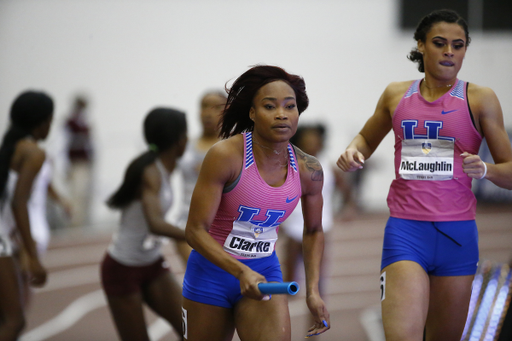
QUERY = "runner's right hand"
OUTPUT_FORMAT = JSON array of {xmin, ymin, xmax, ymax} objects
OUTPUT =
[
  {"xmin": 337, "ymin": 148, "xmax": 365, "ymax": 172},
  {"xmin": 238, "ymin": 267, "xmax": 269, "ymax": 301}
]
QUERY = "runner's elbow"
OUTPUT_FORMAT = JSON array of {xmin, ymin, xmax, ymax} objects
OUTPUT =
[{"xmin": 185, "ymin": 224, "xmax": 202, "ymax": 248}]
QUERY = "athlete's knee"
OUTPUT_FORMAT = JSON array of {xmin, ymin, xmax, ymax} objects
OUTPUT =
[
  {"xmin": 383, "ymin": 316, "xmax": 425, "ymax": 341},
  {"xmin": 425, "ymin": 320, "xmax": 465, "ymax": 341},
  {"xmin": 384, "ymin": 328, "xmax": 422, "ymax": 341},
  {"xmin": 425, "ymin": 329, "xmax": 464, "ymax": 341}
]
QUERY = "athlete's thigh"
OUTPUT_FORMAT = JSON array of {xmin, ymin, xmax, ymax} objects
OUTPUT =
[
  {"xmin": 182, "ymin": 297, "xmax": 234, "ymax": 341},
  {"xmin": 106, "ymin": 293, "xmax": 149, "ymax": 341},
  {"xmin": 234, "ymin": 295, "xmax": 291, "ymax": 341},
  {"xmin": 425, "ymin": 275, "xmax": 474, "ymax": 341},
  {"xmin": 0, "ymin": 257, "xmax": 23, "ymax": 321},
  {"xmin": 381, "ymin": 260, "xmax": 430, "ymax": 341},
  {"xmin": 143, "ymin": 272, "xmax": 183, "ymax": 336}
]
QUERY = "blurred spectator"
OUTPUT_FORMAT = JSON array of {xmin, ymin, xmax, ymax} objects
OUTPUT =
[
  {"xmin": 335, "ymin": 159, "xmax": 368, "ymax": 221},
  {"xmin": 280, "ymin": 123, "xmax": 343, "ymax": 290},
  {"xmin": 64, "ymin": 95, "xmax": 94, "ymax": 227},
  {"xmin": 173, "ymin": 89, "xmax": 226, "ymax": 264}
]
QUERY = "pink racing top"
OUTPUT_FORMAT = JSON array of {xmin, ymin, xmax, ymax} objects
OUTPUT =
[
  {"xmin": 209, "ymin": 132, "xmax": 302, "ymax": 259},
  {"xmin": 387, "ymin": 79, "xmax": 483, "ymax": 221}
]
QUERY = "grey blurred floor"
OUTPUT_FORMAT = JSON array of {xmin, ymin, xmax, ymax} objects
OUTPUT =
[{"xmin": 20, "ymin": 204, "xmax": 512, "ymax": 341}]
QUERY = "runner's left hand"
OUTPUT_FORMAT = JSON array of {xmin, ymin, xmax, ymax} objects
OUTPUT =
[
  {"xmin": 461, "ymin": 152, "xmax": 486, "ymax": 179},
  {"xmin": 305, "ymin": 293, "xmax": 330, "ymax": 338}
]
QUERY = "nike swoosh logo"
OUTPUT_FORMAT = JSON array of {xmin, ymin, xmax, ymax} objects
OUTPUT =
[
  {"xmin": 286, "ymin": 195, "xmax": 298, "ymax": 203},
  {"xmin": 441, "ymin": 109, "xmax": 457, "ymax": 115}
]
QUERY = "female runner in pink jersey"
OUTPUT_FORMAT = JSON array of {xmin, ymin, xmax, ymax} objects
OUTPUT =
[
  {"xmin": 182, "ymin": 65, "xmax": 330, "ymax": 340},
  {"xmin": 337, "ymin": 9, "xmax": 512, "ymax": 341}
]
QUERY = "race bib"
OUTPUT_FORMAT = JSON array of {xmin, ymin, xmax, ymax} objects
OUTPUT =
[
  {"xmin": 399, "ymin": 139, "xmax": 454, "ymax": 181},
  {"xmin": 223, "ymin": 220, "xmax": 277, "ymax": 258}
]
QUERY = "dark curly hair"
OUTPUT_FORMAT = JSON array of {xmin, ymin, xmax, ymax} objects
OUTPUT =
[
  {"xmin": 408, "ymin": 9, "xmax": 471, "ymax": 72},
  {"xmin": 219, "ymin": 65, "xmax": 308, "ymax": 139}
]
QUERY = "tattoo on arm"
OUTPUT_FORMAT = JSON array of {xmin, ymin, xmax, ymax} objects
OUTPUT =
[{"xmin": 296, "ymin": 148, "xmax": 323, "ymax": 182}]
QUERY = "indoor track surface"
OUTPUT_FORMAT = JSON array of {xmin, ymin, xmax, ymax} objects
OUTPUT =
[{"xmin": 19, "ymin": 205, "xmax": 512, "ymax": 341}]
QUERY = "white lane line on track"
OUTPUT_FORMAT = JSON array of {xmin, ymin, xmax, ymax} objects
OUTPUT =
[
  {"xmin": 20, "ymin": 290, "xmax": 106, "ymax": 341},
  {"xmin": 23, "ymin": 291, "xmax": 175, "ymax": 341}
]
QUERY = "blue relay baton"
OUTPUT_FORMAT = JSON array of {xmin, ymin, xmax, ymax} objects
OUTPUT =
[{"xmin": 258, "ymin": 282, "xmax": 300, "ymax": 295}]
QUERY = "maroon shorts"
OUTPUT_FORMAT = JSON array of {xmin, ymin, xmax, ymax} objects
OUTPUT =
[{"xmin": 100, "ymin": 253, "xmax": 170, "ymax": 296}]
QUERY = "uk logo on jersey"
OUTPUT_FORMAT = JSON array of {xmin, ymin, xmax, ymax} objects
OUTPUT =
[
  {"xmin": 401, "ymin": 120, "xmax": 455, "ymax": 142},
  {"xmin": 422, "ymin": 142, "xmax": 432, "ymax": 155},
  {"xmin": 237, "ymin": 205, "xmax": 286, "ymax": 228},
  {"xmin": 253, "ymin": 226, "xmax": 264, "ymax": 238}
]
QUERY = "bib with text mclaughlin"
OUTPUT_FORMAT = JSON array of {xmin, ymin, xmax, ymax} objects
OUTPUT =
[
  {"xmin": 223, "ymin": 220, "xmax": 277, "ymax": 258},
  {"xmin": 399, "ymin": 139, "xmax": 454, "ymax": 181}
]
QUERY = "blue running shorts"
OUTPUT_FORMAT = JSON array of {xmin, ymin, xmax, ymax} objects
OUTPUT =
[
  {"xmin": 381, "ymin": 217, "xmax": 479, "ymax": 276},
  {"xmin": 183, "ymin": 250, "xmax": 283, "ymax": 308}
]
